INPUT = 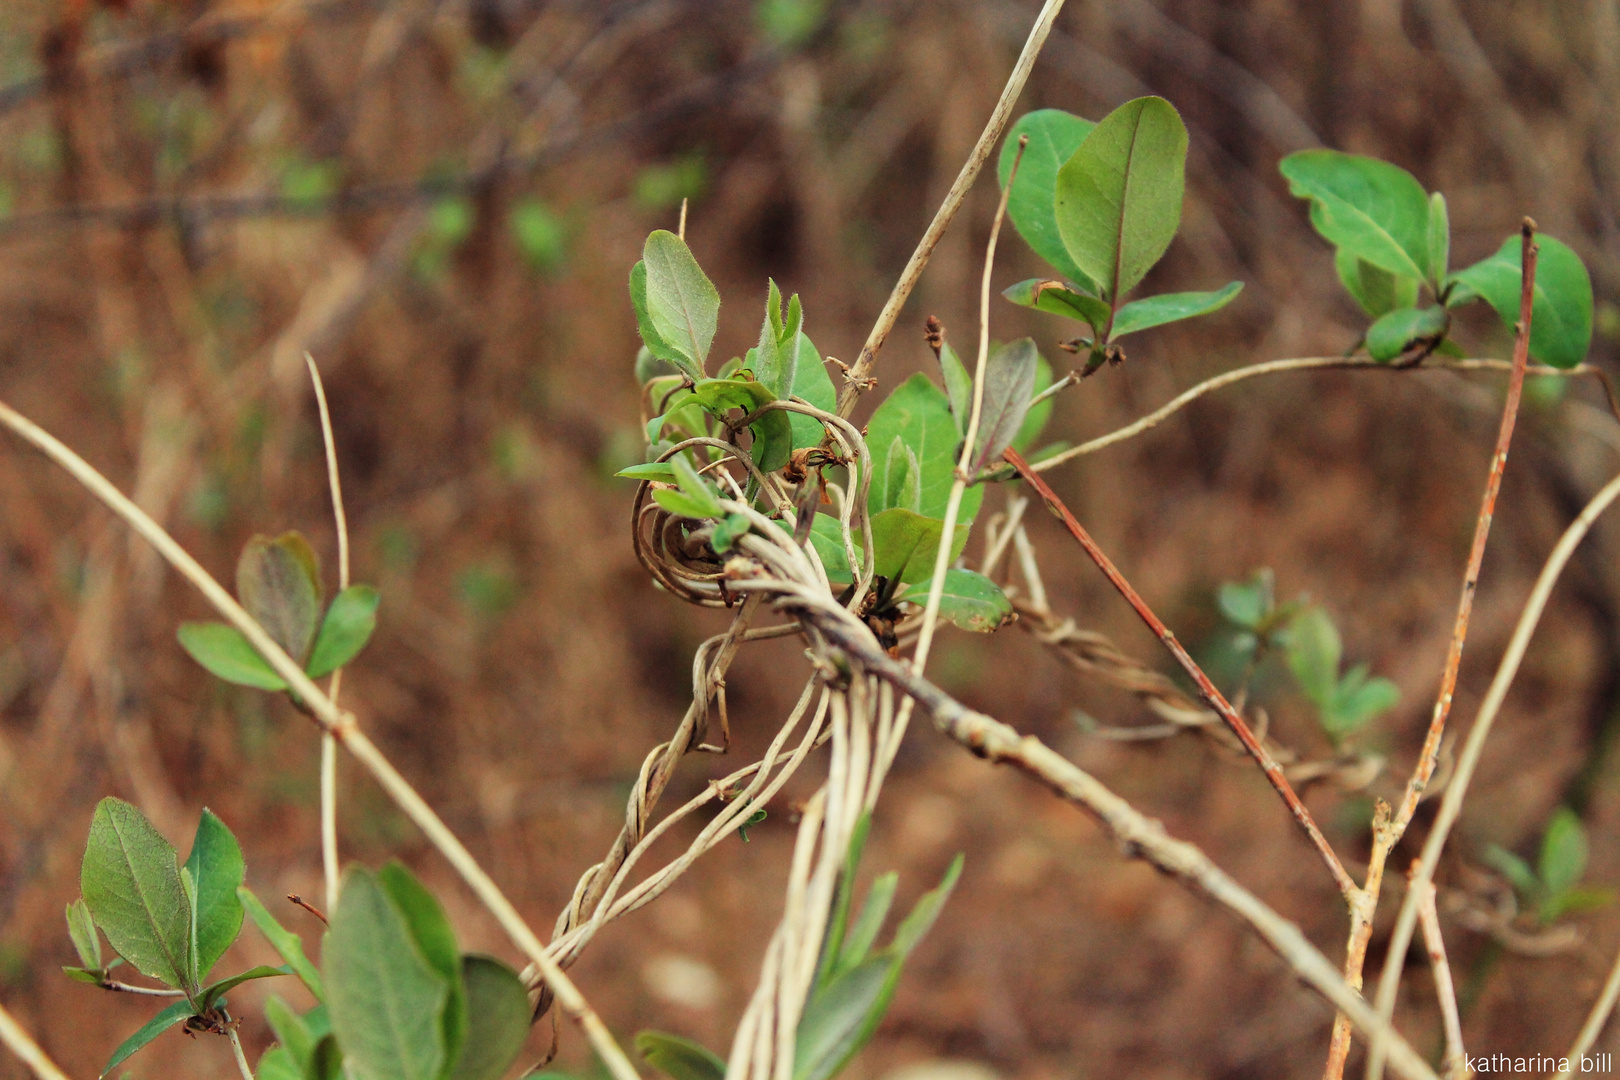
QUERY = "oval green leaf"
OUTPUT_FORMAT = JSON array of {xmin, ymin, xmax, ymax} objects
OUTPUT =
[
  {"xmin": 635, "ymin": 1031, "xmax": 727, "ymax": 1080},
  {"xmin": 81, "ymin": 797, "xmax": 193, "ymax": 990},
  {"xmin": 237, "ymin": 532, "xmax": 323, "ymax": 666},
  {"xmin": 1054, "ymin": 96, "xmax": 1188, "ymax": 302},
  {"xmin": 177, "ymin": 622, "xmax": 289, "ymax": 691},
  {"xmin": 970, "ymin": 338, "xmax": 1038, "ymax": 474},
  {"xmin": 864, "ymin": 374, "xmax": 982, "ymax": 523},
  {"xmin": 1365, "ymin": 305, "xmax": 1448, "ymax": 362},
  {"xmin": 642, "ymin": 230, "xmax": 721, "ymax": 376},
  {"xmin": 183, "ymin": 808, "xmax": 245, "ymax": 980},
  {"xmin": 1450, "ymin": 233, "xmax": 1593, "ymax": 369},
  {"xmin": 101, "ymin": 998, "xmax": 193, "ymax": 1078},
  {"xmin": 998, "ymin": 108, "xmax": 1099, "ymax": 292},
  {"xmin": 306, "ymin": 584, "xmax": 381, "ymax": 679},
  {"xmin": 869, "ymin": 508, "xmax": 969, "ymax": 585},
  {"xmin": 1333, "ymin": 247, "xmax": 1419, "ymax": 318},
  {"xmin": 898, "ymin": 570, "xmax": 1014, "ymax": 632},
  {"xmin": 326, "ymin": 866, "xmax": 451, "ymax": 1080},
  {"xmin": 1109, "ymin": 282, "xmax": 1243, "ymax": 340},
  {"xmin": 1279, "ymin": 149, "xmax": 1429, "ymax": 281},
  {"xmin": 451, "ymin": 956, "xmax": 532, "ymax": 1080}
]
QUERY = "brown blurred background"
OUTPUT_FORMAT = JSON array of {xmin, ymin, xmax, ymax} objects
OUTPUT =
[{"xmin": 2, "ymin": 0, "xmax": 1620, "ymax": 1076}]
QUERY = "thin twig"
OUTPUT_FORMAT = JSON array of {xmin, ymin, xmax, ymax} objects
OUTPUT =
[
  {"xmin": 1364, "ymin": 223, "xmax": 1540, "ymax": 1080},
  {"xmin": 0, "ymin": 1002, "xmax": 71, "ymax": 1080},
  {"xmin": 1411, "ymin": 872, "xmax": 1466, "ymax": 1079},
  {"xmin": 903, "ymin": 136, "xmax": 1026, "ymax": 769},
  {"xmin": 1557, "ymin": 938, "xmax": 1620, "ymax": 1076},
  {"xmin": 0, "ymin": 398, "xmax": 643, "ymax": 1080},
  {"xmin": 750, "ymin": 576, "xmax": 1438, "ymax": 1080},
  {"xmin": 97, "ymin": 980, "xmax": 187, "ymax": 997},
  {"xmin": 306, "ymin": 353, "xmax": 348, "ymax": 914},
  {"xmin": 1002, "ymin": 447, "xmax": 1357, "ymax": 897},
  {"xmin": 228, "ymin": 1027, "xmax": 254, "ymax": 1080},
  {"xmin": 1365, "ymin": 466, "xmax": 1620, "ymax": 1080},
  {"xmin": 1031, "ymin": 355, "xmax": 1608, "ymax": 474},
  {"xmin": 1333, "ymin": 221, "xmax": 1538, "ymax": 1080},
  {"xmin": 835, "ymin": 0, "xmax": 1068, "ymax": 417}
]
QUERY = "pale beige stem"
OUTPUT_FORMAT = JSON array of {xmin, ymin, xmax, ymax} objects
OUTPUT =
[
  {"xmin": 306, "ymin": 352, "xmax": 348, "ymax": 913},
  {"xmin": 0, "ymin": 1002, "xmax": 70, "ymax": 1080},
  {"xmin": 1556, "ymin": 937, "xmax": 1620, "ymax": 1077},
  {"xmin": 0, "ymin": 397, "xmax": 642, "ymax": 1080},
  {"xmin": 1412, "ymin": 875, "xmax": 1466, "ymax": 1078}
]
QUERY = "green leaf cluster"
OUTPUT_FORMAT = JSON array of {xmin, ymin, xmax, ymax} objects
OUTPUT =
[
  {"xmin": 1484, "ymin": 808, "xmax": 1614, "ymax": 927},
  {"xmin": 326, "ymin": 862, "xmax": 531, "ymax": 1080},
  {"xmin": 72, "ymin": 800, "xmax": 288, "ymax": 1075},
  {"xmin": 178, "ymin": 530, "xmax": 380, "ymax": 692},
  {"xmin": 1214, "ymin": 572, "xmax": 1397, "ymax": 746},
  {"xmin": 1280, "ymin": 149, "xmax": 1593, "ymax": 367},
  {"xmin": 999, "ymin": 102, "xmax": 1243, "ymax": 371}
]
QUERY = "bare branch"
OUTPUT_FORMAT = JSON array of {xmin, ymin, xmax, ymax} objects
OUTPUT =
[{"xmin": 0, "ymin": 1002, "xmax": 71, "ymax": 1080}]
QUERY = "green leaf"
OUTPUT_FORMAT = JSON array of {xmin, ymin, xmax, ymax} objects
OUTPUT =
[
  {"xmin": 180, "ymin": 865, "xmax": 201, "ymax": 991},
  {"xmin": 1323, "ymin": 665, "xmax": 1399, "ymax": 739},
  {"xmin": 62, "ymin": 966, "xmax": 103, "ymax": 984},
  {"xmin": 1109, "ymin": 282, "xmax": 1243, "ymax": 340},
  {"xmin": 970, "ymin": 338, "xmax": 1038, "ymax": 473},
  {"xmin": 890, "ymin": 854, "xmax": 963, "ymax": 957},
  {"xmin": 237, "ymin": 532, "xmax": 324, "ymax": 667},
  {"xmin": 669, "ymin": 454, "xmax": 725, "ymax": 518},
  {"xmin": 616, "ymin": 461, "xmax": 679, "ymax": 482},
  {"xmin": 377, "ymin": 861, "xmax": 467, "ymax": 1075},
  {"xmin": 643, "ymin": 230, "xmax": 721, "ymax": 376},
  {"xmin": 101, "ymin": 998, "xmax": 193, "ymax": 1077},
  {"xmin": 1001, "ymin": 278, "xmax": 1110, "ymax": 338},
  {"xmin": 182, "ymin": 809, "xmax": 244, "ymax": 980},
  {"xmin": 1450, "ymin": 233, "xmax": 1593, "ymax": 369},
  {"xmin": 451, "ymin": 956, "xmax": 532, "ymax": 1080},
  {"xmin": 1482, "ymin": 845, "xmax": 1541, "ymax": 900},
  {"xmin": 327, "ymin": 866, "xmax": 451, "ymax": 1080},
  {"xmin": 1333, "ymin": 248, "xmax": 1419, "ymax": 318},
  {"xmin": 306, "ymin": 585, "xmax": 381, "ymax": 679},
  {"xmin": 869, "ymin": 508, "xmax": 969, "ymax": 586},
  {"xmin": 794, "ymin": 954, "xmax": 900, "ymax": 1080},
  {"xmin": 1539, "ymin": 808, "xmax": 1588, "ymax": 897},
  {"xmin": 752, "ymin": 280, "xmax": 803, "ymax": 401},
  {"xmin": 1011, "ymin": 355, "xmax": 1056, "ymax": 454},
  {"xmin": 177, "ymin": 622, "xmax": 289, "ymax": 691},
  {"xmin": 67, "ymin": 898, "xmax": 102, "ymax": 971},
  {"xmin": 1541, "ymin": 885, "xmax": 1615, "ymax": 924},
  {"xmin": 1054, "ymin": 96, "xmax": 1187, "ymax": 302},
  {"xmin": 936, "ymin": 339, "xmax": 973, "ymax": 437},
  {"xmin": 1217, "ymin": 578, "xmax": 1269, "ymax": 629},
  {"xmin": 688, "ymin": 377, "xmax": 794, "ymax": 473},
  {"xmin": 1286, "ymin": 607, "xmax": 1341, "ymax": 709},
  {"xmin": 263, "ymin": 995, "xmax": 320, "ymax": 1072},
  {"xmin": 788, "ymin": 331, "xmax": 837, "ymax": 450},
  {"xmin": 807, "ymin": 514, "xmax": 858, "ymax": 584},
  {"xmin": 898, "ymin": 570, "xmax": 1014, "ymax": 632},
  {"xmin": 710, "ymin": 512, "xmax": 753, "ymax": 555},
  {"xmin": 837, "ymin": 872, "xmax": 897, "ymax": 972},
  {"xmin": 635, "ymin": 1031, "xmax": 727, "ymax": 1080},
  {"xmin": 864, "ymin": 374, "xmax": 982, "ymax": 523},
  {"xmin": 1280, "ymin": 150, "xmax": 1430, "ymax": 281},
  {"xmin": 654, "ymin": 488, "xmax": 724, "ymax": 520},
  {"xmin": 998, "ymin": 109, "xmax": 1100, "ymax": 292},
  {"xmin": 631, "ymin": 261, "xmax": 694, "ymax": 380},
  {"xmin": 237, "ymin": 886, "xmax": 324, "ymax": 1002},
  {"xmin": 199, "ymin": 964, "xmax": 290, "ymax": 1011},
  {"xmin": 1427, "ymin": 192, "xmax": 1450, "ymax": 290},
  {"xmin": 882, "ymin": 437, "xmax": 922, "ymax": 514},
  {"xmin": 80, "ymin": 797, "xmax": 193, "ymax": 991},
  {"xmin": 1365, "ymin": 305, "xmax": 1448, "ymax": 362},
  {"xmin": 256, "ymin": 1045, "xmax": 305, "ymax": 1080}
]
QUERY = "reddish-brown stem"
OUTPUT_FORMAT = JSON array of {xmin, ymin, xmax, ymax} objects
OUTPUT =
[
  {"xmin": 1003, "ymin": 447, "xmax": 1357, "ymax": 898},
  {"xmin": 1323, "ymin": 219, "xmax": 1540, "ymax": 1080}
]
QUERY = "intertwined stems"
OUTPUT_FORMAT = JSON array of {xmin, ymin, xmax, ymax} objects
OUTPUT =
[
  {"xmin": 739, "ymin": 568, "xmax": 1438, "ymax": 1080},
  {"xmin": 1326, "ymin": 220, "xmax": 1540, "ymax": 1079},
  {"xmin": 834, "ymin": 0, "xmax": 1068, "ymax": 418},
  {"xmin": 1411, "ymin": 871, "xmax": 1466, "ymax": 1077},
  {"xmin": 1001, "ymin": 447, "xmax": 1358, "ymax": 896},
  {"xmin": 0, "ymin": 398, "xmax": 645, "ymax": 1080},
  {"xmin": 305, "ymin": 352, "xmax": 348, "ymax": 914}
]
